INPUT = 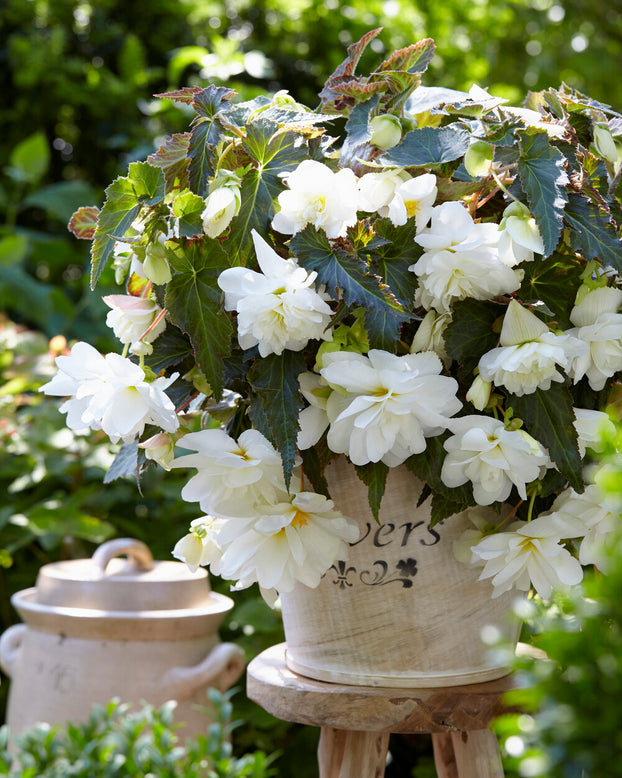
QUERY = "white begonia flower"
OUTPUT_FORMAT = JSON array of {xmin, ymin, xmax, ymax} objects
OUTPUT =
[
  {"xmin": 39, "ymin": 341, "xmax": 179, "ymax": 444},
  {"xmin": 410, "ymin": 201, "xmax": 521, "ymax": 313},
  {"xmin": 573, "ymin": 408, "xmax": 616, "ymax": 457},
  {"xmin": 542, "ymin": 484, "xmax": 619, "ymax": 570},
  {"xmin": 296, "ymin": 371, "xmax": 333, "ymax": 450},
  {"xmin": 441, "ymin": 415, "xmax": 550, "ymax": 506},
  {"xmin": 471, "ymin": 516, "xmax": 584, "ymax": 599},
  {"xmin": 386, "ymin": 173, "xmax": 438, "ymax": 231},
  {"xmin": 478, "ymin": 300, "xmax": 587, "ymax": 396},
  {"xmin": 498, "ymin": 201, "xmax": 545, "ymax": 265},
  {"xmin": 172, "ymin": 516, "xmax": 225, "ymax": 574},
  {"xmin": 201, "ymin": 186, "xmax": 241, "ymax": 238},
  {"xmin": 217, "ymin": 230, "xmax": 333, "ymax": 357},
  {"xmin": 172, "ymin": 427, "xmax": 287, "ymax": 518},
  {"xmin": 319, "ymin": 349, "xmax": 461, "ymax": 466},
  {"xmin": 357, "ymin": 169, "xmax": 410, "ymax": 213},
  {"xmin": 566, "ymin": 286, "xmax": 622, "ymax": 390},
  {"xmin": 271, "ymin": 159, "xmax": 359, "ymax": 239},
  {"xmin": 216, "ymin": 491, "xmax": 359, "ymax": 592},
  {"xmin": 410, "ymin": 309, "xmax": 452, "ymax": 365},
  {"xmin": 102, "ymin": 294, "xmax": 166, "ymax": 346}
]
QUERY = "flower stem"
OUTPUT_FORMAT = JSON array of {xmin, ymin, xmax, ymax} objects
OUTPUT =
[
  {"xmin": 490, "ymin": 169, "xmax": 521, "ymax": 204},
  {"xmin": 526, "ymin": 490, "xmax": 538, "ymax": 522}
]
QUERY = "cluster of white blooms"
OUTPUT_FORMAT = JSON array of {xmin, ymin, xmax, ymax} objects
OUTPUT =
[
  {"xmin": 271, "ymin": 159, "xmax": 359, "ymax": 239},
  {"xmin": 172, "ymin": 428, "xmax": 359, "ymax": 594},
  {"xmin": 218, "ymin": 230, "xmax": 333, "ymax": 357},
  {"xmin": 469, "ymin": 515, "xmax": 584, "ymax": 599},
  {"xmin": 441, "ymin": 415, "xmax": 550, "ymax": 505},
  {"xmin": 39, "ymin": 341, "xmax": 179, "ymax": 444},
  {"xmin": 297, "ymin": 350, "xmax": 461, "ymax": 466},
  {"xmin": 478, "ymin": 300, "xmax": 587, "ymax": 396},
  {"xmin": 567, "ymin": 287, "xmax": 622, "ymax": 390},
  {"xmin": 411, "ymin": 201, "xmax": 522, "ymax": 313}
]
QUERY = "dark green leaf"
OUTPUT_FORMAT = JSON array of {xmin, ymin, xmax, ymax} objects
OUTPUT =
[
  {"xmin": 519, "ymin": 252, "xmax": 585, "ymax": 327},
  {"xmin": 430, "ymin": 493, "xmax": 470, "ymax": 527},
  {"xmin": 370, "ymin": 218, "xmax": 421, "ymax": 306},
  {"xmin": 354, "ymin": 461, "xmax": 389, "ymax": 522},
  {"xmin": 227, "ymin": 122, "xmax": 309, "ymax": 264},
  {"xmin": 405, "ymin": 433, "xmax": 475, "ymax": 509},
  {"xmin": 379, "ymin": 125, "xmax": 471, "ymax": 168},
  {"xmin": 291, "ymin": 226, "xmax": 409, "ymax": 350},
  {"xmin": 248, "ymin": 351, "xmax": 307, "ymax": 488},
  {"xmin": 103, "ymin": 442, "xmax": 139, "ymax": 484},
  {"xmin": 144, "ymin": 327, "xmax": 193, "ymax": 373},
  {"xmin": 517, "ymin": 131, "xmax": 569, "ymax": 257},
  {"xmin": 300, "ymin": 445, "xmax": 331, "ymax": 498},
  {"xmin": 165, "ymin": 238, "xmax": 233, "ymax": 399},
  {"xmin": 510, "ymin": 384, "xmax": 583, "ymax": 493},
  {"xmin": 564, "ymin": 192, "xmax": 622, "ymax": 272},
  {"xmin": 444, "ymin": 299, "xmax": 504, "ymax": 379},
  {"xmin": 172, "ymin": 190, "xmax": 205, "ymax": 238},
  {"xmin": 342, "ymin": 95, "xmax": 379, "ymax": 155},
  {"xmin": 90, "ymin": 161, "xmax": 165, "ymax": 288},
  {"xmin": 147, "ymin": 132, "xmax": 191, "ymax": 190},
  {"xmin": 187, "ymin": 120, "xmax": 215, "ymax": 197},
  {"xmin": 191, "ymin": 84, "xmax": 236, "ymax": 118}
]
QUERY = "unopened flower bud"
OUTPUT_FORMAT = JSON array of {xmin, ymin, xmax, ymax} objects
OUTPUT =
[
  {"xmin": 143, "ymin": 241, "xmax": 172, "ymax": 285},
  {"xmin": 130, "ymin": 340, "xmax": 153, "ymax": 356},
  {"xmin": 370, "ymin": 114, "xmax": 402, "ymax": 151},
  {"xmin": 201, "ymin": 186, "xmax": 241, "ymax": 239},
  {"xmin": 464, "ymin": 141, "xmax": 493, "ymax": 178},
  {"xmin": 594, "ymin": 122, "xmax": 618, "ymax": 165},
  {"xmin": 466, "ymin": 374, "xmax": 492, "ymax": 411},
  {"xmin": 139, "ymin": 432, "xmax": 176, "ymax": 470}
]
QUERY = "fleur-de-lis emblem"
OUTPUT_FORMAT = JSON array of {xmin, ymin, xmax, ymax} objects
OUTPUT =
[{"xmin": 328, "ymin": 560, "xmax": 357, "ymax": 588}]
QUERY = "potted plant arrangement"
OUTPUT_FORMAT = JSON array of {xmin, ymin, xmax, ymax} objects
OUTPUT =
[{"xmin": 45, "ymin": 28, "xmax": 622, "ymax": 686}]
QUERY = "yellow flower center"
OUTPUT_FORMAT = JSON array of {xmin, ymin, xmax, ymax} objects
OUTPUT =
[
  {"xmin": 291, "ymin": 510, "xmax": 309, "ymax": 529},
  {"xmin": 405, "ymin": 200, "xmax": 420, "ymax": 217}
]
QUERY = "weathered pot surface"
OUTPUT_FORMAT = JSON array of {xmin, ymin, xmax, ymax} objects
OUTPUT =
[
  {"xmin": 280, "ymin": 458, "xmax": 522, "ymax": 688},
  {"xmin": 0, "ymin": 538, "xmax": 245, "ymax": 737}
]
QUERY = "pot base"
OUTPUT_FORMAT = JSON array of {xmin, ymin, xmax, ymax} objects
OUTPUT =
[{"xmin": 284, "ymin": 649, "xmax": 513, "ymax": 688}]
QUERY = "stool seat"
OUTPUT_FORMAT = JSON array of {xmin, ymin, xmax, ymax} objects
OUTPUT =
[{"xmin": 247, "ymin": 643, "xmax": 527, "ymax": 777}]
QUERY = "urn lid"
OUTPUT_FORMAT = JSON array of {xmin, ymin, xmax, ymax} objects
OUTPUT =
[{"xmin": 33, "ymin": 538, "xmax": 211, "ymax": 612}]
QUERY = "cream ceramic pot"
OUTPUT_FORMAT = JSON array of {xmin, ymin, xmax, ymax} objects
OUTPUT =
[{"xmin": 0, "ymin": 538, "xmax": 245, "ymax": 738}]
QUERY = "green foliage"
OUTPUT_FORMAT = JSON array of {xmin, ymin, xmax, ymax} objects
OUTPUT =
[
  {"xmin": 0, "ymin": 690, "xmax": 278, "ymax": 778},
  {"xmin": 165, "ymin": 238, "xmax": 234, "ymax": 400},
  {"xmin": 517, "ymin": 132, "xmax": 569, "ymax": 257}
]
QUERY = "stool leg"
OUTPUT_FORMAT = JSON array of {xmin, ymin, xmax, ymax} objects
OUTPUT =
[
  {"xmin": 450, "ymin": 729, "xmax": 504, "ymax": 778},
  {"xmin": 432, "ymin": 732, "xmax": 459, "ymax": 778},
  {"xmin": 318, "ymin": 727, "xmax": 390, "ymax": 778}
]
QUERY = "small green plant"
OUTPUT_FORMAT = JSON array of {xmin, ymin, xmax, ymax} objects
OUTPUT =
[
  {"xmin": 495, "ymin": 410, "xmax": 622, "ymax": 778},
  {"xmin": 0, "ymin": 689, "xmax": 278, "ymax": 778}
]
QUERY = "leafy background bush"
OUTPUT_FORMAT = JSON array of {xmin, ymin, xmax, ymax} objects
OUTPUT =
[{"xmin": 1, "ymin": 1, "xmax": 622, "ymax": 775}]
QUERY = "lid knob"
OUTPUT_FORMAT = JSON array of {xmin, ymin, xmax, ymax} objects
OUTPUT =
[{"xmin": 91, "ymin": 538, "xmax": 154, "ymax": 577}]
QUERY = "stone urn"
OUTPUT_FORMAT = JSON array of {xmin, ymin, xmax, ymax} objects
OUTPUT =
[{"xmin": 0, "ymin": 538, "xmax": 245, "ymax": 737}]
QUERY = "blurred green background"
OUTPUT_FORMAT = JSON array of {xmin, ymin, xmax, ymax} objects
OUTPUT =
[{"xmin": 1, "ymin": 1, "xmax": 622, "ymax": 776}]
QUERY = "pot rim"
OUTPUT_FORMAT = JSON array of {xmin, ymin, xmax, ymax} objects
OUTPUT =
[{"xmin": 11, "ymin": 588, "xmax": 234, "ymax": 641}]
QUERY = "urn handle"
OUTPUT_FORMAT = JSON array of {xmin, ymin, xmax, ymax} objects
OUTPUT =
[
  {"xmin": 0, "ymin": 624, "xmax": 27, "ymax": 678},
  {"xmin": 163, "ymin": 642, "xmax": 246, "ymax": 700},
  {"xmin": 91, "ymin": 538, "xmax": 154, "ymax": 576}
]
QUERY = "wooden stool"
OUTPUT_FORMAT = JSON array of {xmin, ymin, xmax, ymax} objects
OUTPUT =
[{"xmin": 247, "ymin": 644, "xmax": 519, "ymax": 778}]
